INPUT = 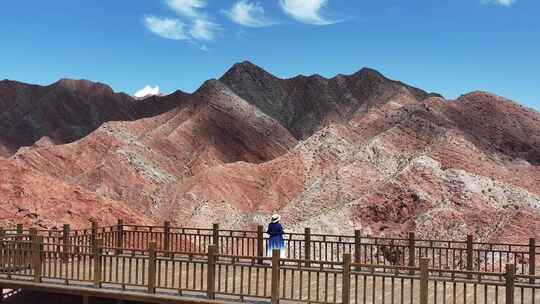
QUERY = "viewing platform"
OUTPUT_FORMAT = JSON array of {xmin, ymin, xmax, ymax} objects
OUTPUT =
[{"xmin": 0, "ymin": 221, "xmax": 539, "ymax": 304}]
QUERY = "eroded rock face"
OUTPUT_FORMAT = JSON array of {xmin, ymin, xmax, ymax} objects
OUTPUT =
[
  {"xmin": 1, "ymin": 62, "xmax": 539, "ymax": 243},
  {"xmin": 0, "ymin": 79, "xmax": 188, "ymax": 156},
  {"xmin": 0, "ymin": 159, "xmax": 153, "ymax": 229}
]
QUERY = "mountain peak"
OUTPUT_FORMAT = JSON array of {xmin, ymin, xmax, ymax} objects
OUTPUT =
[
  {"xmin": 221, "ymin": 61, "xmax": 277, "ymax": 84},
  {"xmin": 53, "ymin": 78, "xmax": 114, "ymax": 95},
  {"xmin": 355, "ymin": 67, "xmax": 386, "ymax": 79},
  {"xmin": 230, "ymin": 60, "xmax": 265, "ymax": 72}
]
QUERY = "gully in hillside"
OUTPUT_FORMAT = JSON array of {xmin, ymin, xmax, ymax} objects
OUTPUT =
[{"xmin": 266, "ymin": 214, "xmax": 286, "ymax": 258}]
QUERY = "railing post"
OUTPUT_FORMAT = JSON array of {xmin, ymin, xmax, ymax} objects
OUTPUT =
[
  {"xmin": 16, "ymin": 223, "xmax": 23, "ymax": 244},
  {"xmin": 212, "ymin": 223, "xmax": 219, "ymax": 249},
  {"xmin": 466, "ymin": 234, "xmax": 473, "ymax": 278},
  {"xmin": 32, "ymin": 235, "xmax": 42, "ymax": 283},
  {"xmin": 354, "ymin": 230, "xmax": 361, "ymax": 269},
  {"xmin": 207, "ymin": 245, "xmax": 216, "ymax": 299},
  {"xmin": 93, "ymin": 239, "xmax": 102, "ymax": 288},
  {"xmin": 148, "ymin": 242, "xmax": 157, "ymax": 294},
  {"xmin": 62, "ymin": 224, "xmax": 70, "ymax": 263},
  {"xmin": 420, "ymin": 257, "xmax": 429, "ymax": 304},
  {"xmin": 506, "ymin": 264, "xmax": 515, "ymax": 304},
  {"xmin": 271, "ymin": 249, "xmax": 281, "ymax": 304},
  {"xmin": 342, "ymin": 253, "xmax": 351, "ymax": 304},
  {"xmin": 257, "ymin": 225, "xmax": 264, "ymax": 264},
  {"xmin": 91, "ymin": 221, "xmax": 98, "ymax": 246},
  {"xmin": 116, "ymin": 219, "xmax": 124, "ymax": 255},
  {"xmin": 163, "ymin": 221, "xmax": 171, "ymax": 257},
  {"xmin": 0, "ymin": 227, "xmax": 3, "ymax": 275},
  {"xmin": 28, "ymin": 228, "xmax": 37, "ymax": 271},
  {"xmin": 408, "ymin": 232, "xmax": 416, "ymax": 274},
  {"xmin": 305, "ymin": 227, "xmax": 311, "ymax": 266},
  {"xmin": 529, "ymin": 238, "xmax": 536, "ymax": 283}
]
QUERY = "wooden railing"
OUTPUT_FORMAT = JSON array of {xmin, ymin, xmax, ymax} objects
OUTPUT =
[
  {"xmin": 2, "ymin": 222, "xmax": 538, "ymax": 277},
  {"xmin": 0, "ymin": 233, "xmax": 539, "ymax": 304}
]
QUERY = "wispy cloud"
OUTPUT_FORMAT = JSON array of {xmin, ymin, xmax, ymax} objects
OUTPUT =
[
  {"xmin": 144, "ymin": 0, "xmax": 219, "ymax": 45},
  {"xmin": 144, "ymin": 16, "xmax": 187, "ymax": 40},
  {"xmin": 134, "ymin": 85, "xmax": 160, "ymax": 98},
  {"xmin": 190, "ymin": 17, "xmax": 220, "ymax": 40},
  {"xmin": 279, "ymin": 0, "xmax": 337, "ymax": 25},
  {"xmin": 224, "ymin": 0, "xmax": 275, "ymax": 28},
  {"xmin": 484, "ymin": 0, "xmax": 516, "ymax": 6},
  {"xmin": 165, "ymin": 0, "xmax": 206, "ymax": 17}
]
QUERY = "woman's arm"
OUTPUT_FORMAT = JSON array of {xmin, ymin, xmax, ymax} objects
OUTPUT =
[{"xmin": 277, "ymin": 224, "xmax": 284, "ymax": 235}]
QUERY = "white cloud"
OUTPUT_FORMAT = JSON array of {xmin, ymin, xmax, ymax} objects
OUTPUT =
[
  {"xmin": 486, "ymin": 0, "xmax": 516, "ymax": 6},
  {"xmin": 143, "ymin": 0, "xmax": 219, "ymax": 46},
  {"xmin": 224, "ymin": 1, "xmax": 275, "ymax": 28},
  {"xmin": 134, "ymin": 85, "xmax": 161, "ymax": 98},
  {"xmin": 165, "ymin": 0, "xmax": 206, "ymax": 17},
  {"xmin": 144, "ymin": 16, "xmax": 187, "ymax": 40},
  {"xmin": 190, "ymin": 17, "xmax": 220, "ymax": 41},
  {"xmin": 279, "ymin": 0, "xmax": 336, "ymax": 25}
]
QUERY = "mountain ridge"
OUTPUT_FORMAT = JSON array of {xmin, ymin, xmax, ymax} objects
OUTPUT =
[{"xmin": 1, "ymin": 62, "xmax": 539, "ymax": 243}]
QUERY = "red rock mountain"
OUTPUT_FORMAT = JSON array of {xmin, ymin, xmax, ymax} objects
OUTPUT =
[{"xmin": 1, "ymin": 62, "xmax": 539, "ymax": 242}]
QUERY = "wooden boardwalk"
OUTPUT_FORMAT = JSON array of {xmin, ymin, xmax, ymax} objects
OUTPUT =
[
  {"xmin": 1, "ymin": 223, "xmax": 540, "ymax": 303},
  {"xmin": 2, "ymin": 252, "xmax": 540, "ymax": 304}
]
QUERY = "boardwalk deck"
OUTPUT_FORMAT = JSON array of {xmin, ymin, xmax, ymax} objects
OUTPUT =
[
  {"xmin": 2, "ymin": 254, "xmax": 540, "ymax": 304},
  {"xmin": 1, "ymin": 223, "xmax": 540, "ymax": 304}
]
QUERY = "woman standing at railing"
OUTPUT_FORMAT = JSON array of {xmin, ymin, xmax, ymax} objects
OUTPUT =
[{"xmin": 266, "ymin": 214, "xmax": 286, "ymax": 258}]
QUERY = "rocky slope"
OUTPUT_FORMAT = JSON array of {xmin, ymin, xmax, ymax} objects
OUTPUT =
[
  {"xmin": 1, "ymin": 62, "xmax": 539, "ymax": 242},
  {"xmin": 0, "ymin": 79, "xmax": 187, "ymax": 157}
]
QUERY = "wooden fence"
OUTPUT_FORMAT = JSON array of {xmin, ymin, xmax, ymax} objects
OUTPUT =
[
  {"xmin": 0, "ymin": 232, "xmax": 539, "ymax": 304},
  {"xmin": 3, "ymin": 221, "xmax": 536, "ymax": 276}
]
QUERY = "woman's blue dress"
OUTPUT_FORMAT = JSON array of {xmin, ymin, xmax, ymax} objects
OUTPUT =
[{"xmin": 266, "ymin": 222, "xmax": 286, "ymax": 258}]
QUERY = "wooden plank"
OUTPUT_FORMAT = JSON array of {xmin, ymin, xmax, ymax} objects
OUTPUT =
[
  {"xmin": 408, "ymin": 232, "xmax": 415, "ymax": 274},
  {"xmin": 304, "ymin": 228, "xmax": 311, "ymax": 266},
  {"xmin": 212, "ymin": 224, "xmax": 219, "ymax": 249},
  {"xmin": 342, "ymin": 254, "xmax": 351, "ymax": 304},
  {"xmin": 271, "ymin": 249, "xmax": 280, "ymax": 304},
  {"xmin": 91, "ymin": 222, "xmax": 98, "ymax": 246},
  {"xmin": 164, "ymin": 221, "xmax": 171, "ymax": 257},
  {"xmin": 506, "ymin": 263, "xmax": 515, "ymax": 304},
  {"xmin": 93, "ymin": 239, "xmax": 102, "ymax": 288},
  {"xmin": 207, "ymin": 245, "xmax": 216, "ymax": 299},
  {"xmin": 148, "ymin": 242, "xmax": 157, "ymax": 294},
  {"xmin": 33, "ymin": 235, "xmax": 43, "ymax": 283},
  {"xmin": 420, "ymin": 257, "xmax": 429, "ymax": 304},
  {"xmin": 257, "ymin": 225, "xmax": 264, "ymax": 265},
  {"xmin": 530, "ymin": 238, "xmax": 536, "ymax": 283},
  {"xmin": 116, "ymin": 219, "xmax": 124, "ymax": 255},
  {"xmin": 354, "ymin": 230, "xmax": 361, "ymax": 265},
  {"xmin": 466, "ymin": 235, "xmax": 473, "ymax": 279},
  {"xmin": 62, "ymin": 224, "xmax": 70, "ymax": 263}
]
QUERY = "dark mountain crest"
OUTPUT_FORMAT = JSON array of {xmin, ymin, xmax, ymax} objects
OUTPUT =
[
  {"xmin": 218, "ymin": 61, "xmax": 441, "ymax": 139},
  {"xmin": 221, "ymin": 61, "xmax": 280, "ymax": 82}
]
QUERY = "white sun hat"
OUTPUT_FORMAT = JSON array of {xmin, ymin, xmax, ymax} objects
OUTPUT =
[{"xmin": 271, "ymin": 214, "xmax": 281, "ymax": 223}]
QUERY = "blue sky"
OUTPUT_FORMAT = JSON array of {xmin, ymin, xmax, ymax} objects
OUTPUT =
[{"xmin": 1, "ymin": 0, "xmax": 539, "ymax": 110}]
